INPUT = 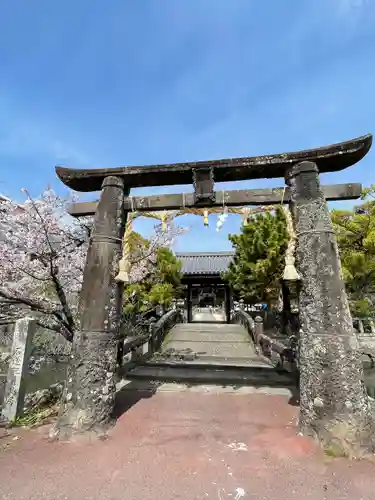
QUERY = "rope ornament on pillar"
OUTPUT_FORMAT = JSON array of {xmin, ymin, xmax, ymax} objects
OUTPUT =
[
  {"xmin": 115, "ymin": 214, "xmax": 134, "ymax": 283},
  {"xmin": 159, "ymin": 211, "xmax": 169, "ymax": 232},
  {"xmin": 116, "ymin": 195, "xmax": 137, "ymax": 284},
  {"xmin": 116, "ymin": 207, "xmax": 180, "ymax": 284},
  {"xmin": 115, "ymin": 196, "xmax": 300, "ymax": 284},
  {"xmin": 203, "ymin": 209, "xmax": 209, "ymax": 226},
  {"xmin": 241, "ymin": 207, "xmax": 250, "ymax": 226},
  {"xmin": 281, "ymin": 187, "xmax": 300, "ymax": 282}
]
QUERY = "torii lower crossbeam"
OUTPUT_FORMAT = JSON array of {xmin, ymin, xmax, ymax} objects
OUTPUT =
[{"xmin": 68, "ymin": 183, "xmax": 361, "ymax": 217}]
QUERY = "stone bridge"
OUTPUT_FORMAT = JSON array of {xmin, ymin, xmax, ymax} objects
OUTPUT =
[
  {"xmin": 124, "ymin": 307, "xmax": 375, "ymax": 396},
  {"xmin": 125, "ymin": 307, "xmax": 295, "ymax": 389}
]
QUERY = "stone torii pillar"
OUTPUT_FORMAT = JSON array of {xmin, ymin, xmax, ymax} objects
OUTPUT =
[
  {"xmin": 53, "ymin": 133, "xmax": 372, "ymax": 441},
  {"xmin": 285, "ymin": 161, "xmax": 374, "ymax": 453},
  {"xmin": 53, "ymin": 176, "xmax": 128, "ymax": 439}
]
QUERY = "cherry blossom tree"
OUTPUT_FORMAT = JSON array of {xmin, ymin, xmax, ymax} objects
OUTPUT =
[{"xmin": 0, "ymin": 188, "xmax": 187, "ymax": 342}]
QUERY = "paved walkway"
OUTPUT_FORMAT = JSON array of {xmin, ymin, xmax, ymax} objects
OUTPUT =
[
  {"xmin": 161, "ymin": 309, "xmax": 265, "ymax": 364},
  {"xmin": 126, "ymin": 311, "xmax": 291, "ymax": 385},
  {"xmin": 0, "ymin": 386, "xmax": 374, "ymax": 500},
  {"xmin": 163, "ymin": 323, "xmax": 257, "ymax": 359},
  {"xmin": 192, "ymin": 308, "xmax": 226, "ymax": 322}
]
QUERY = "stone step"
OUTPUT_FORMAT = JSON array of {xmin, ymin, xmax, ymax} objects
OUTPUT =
[
  {"xmin": 151, "ymin": 354, "xmax": 272, "ymax": 368},
  {"xmin": 161, "ymin": 322, "xmax": 256, "ymax": 360},
  {"xmin": 126, "ymin": 363, "xmax": 295, "ymax": 388},
  {"xmin": 172, "ymin": 324, "xmax": 244, "ymax": 330},
  {"xmin": 162, "ymin": 342, "xmax": 256, "ymax": 358},
  {"xmin": 165, "ymin": 337, "xmax": 251, "ymax": 343}
]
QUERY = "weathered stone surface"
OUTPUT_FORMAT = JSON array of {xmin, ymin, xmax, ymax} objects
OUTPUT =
[
  {"xmin": 286, "ymin": 161, "xmax": 375, "ymax": 453},
  {"xmin": 161, "ymin": 323, "xmax": 256, "ymax": 359},
  {"xmin": 68, "ymin": 183, "xmax": 363, "ymax": 216},
  {"xmin": 53, "ymin": 176, "xmax": 127, "ymax": 439},
  {"xmin": 56, "ymin": 134, "xmax": 371, "ymax": 192},
  {"xmin": 1, "ymin": 318, "xmax": 36, "ymax": 422},
  {"xmin": 253, "ymin": 316, "xmax": 264, "ymax": 344},
  {"xmin": 24, "ymin": 383, "xmax": 64, "ymax": 410}
]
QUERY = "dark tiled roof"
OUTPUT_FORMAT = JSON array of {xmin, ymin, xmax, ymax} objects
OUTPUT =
[{"xmin": 175, "ymin": 251, "xmax": 234, "ymax": 275}]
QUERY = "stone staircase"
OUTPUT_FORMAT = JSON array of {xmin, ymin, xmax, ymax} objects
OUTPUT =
[{"xmin": 126, "ymin": 322, "xmax": 296, "ymax": 389}]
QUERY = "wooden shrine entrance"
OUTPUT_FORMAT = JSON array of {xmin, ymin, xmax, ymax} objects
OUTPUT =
[
  {"xmin": 176, "ymin": 252, "xmax": 234, "ymax": 323},
  {"xmin": 53, "ymin": 134, "xmax": 375, "ymax": 445}
]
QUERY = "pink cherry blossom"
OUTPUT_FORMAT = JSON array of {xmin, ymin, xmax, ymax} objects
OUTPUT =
[{"xmin": 0, "ymin": 188, "xmax": 187, "ymax": 341}]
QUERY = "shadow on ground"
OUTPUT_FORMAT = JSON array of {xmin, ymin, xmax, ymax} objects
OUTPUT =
[
  {"xmin": 112, "ymin": 380, "xmax": 162, "ymax": 419},
  {"xmin": 112, "ymin": 376, "xmax": 301, "ymax": 421},
  {"xmin": 288, "ymin": 386, "xmax": 300, "ymax": 406}
]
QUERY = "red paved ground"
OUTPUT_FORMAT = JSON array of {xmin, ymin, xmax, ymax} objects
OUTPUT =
[{"xmin": 0, "ymin": 389, "xmax": 374, "ymax": 500}]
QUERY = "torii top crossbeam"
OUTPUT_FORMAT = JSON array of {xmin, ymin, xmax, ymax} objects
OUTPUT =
[{"xmin": 56, "ymin": 134, "xmax": 372, "ymax": 192}]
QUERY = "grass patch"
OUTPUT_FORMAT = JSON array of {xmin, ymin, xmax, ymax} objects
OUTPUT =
[
  {"xmin": 13, "ymin": 404, "xmax": 58, "ymax": 428},
  {"xmin": 324, "ymin": 442, "xmax": 350, "ymax": 458}
]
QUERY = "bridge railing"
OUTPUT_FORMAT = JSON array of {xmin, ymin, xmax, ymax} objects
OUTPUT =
[
  {"xmin": 232, "ymin": 308, "xmax": 375, "ymax": 370},
  {"xmin": 149, "ymin": 308, "xmax": 184, "ymax": 353},
  {"xmin": 353, "ymin": 318, "xmax": 375, "ymax": 366},
  {"xmin": 231, "ymin": 308, "xmax": 298, "ymax": 373},
  {"xmin": 231, "ymin": 309, "xmax": 256, "ymax": 344},
  {"xmin": 353, "ymin": 317, "xmax": 375, "ymax": 335},
  {"xmin": 120, "ymin": 308, "xmax": 184, "ymax": 364}
]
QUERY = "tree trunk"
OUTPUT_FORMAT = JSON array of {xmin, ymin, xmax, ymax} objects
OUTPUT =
[
  {"xmin": 51, "ymin": 176, "xmax": 127, "ymax": 440},
  {"xmin": 286, "ymin": 161, "xmax": 375, "ymax": 455}
]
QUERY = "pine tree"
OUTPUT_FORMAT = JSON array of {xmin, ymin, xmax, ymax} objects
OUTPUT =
[
  {"xmin": 223, "ymin": 206, "xmax": 289, "ymax": 306},
  {"xmin": 331, "ymin": 186, "xmax": 375, "ymax": 317}
]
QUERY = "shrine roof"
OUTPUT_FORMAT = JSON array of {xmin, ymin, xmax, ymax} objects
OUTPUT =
[{"xmin": 176, "ymin": 251, "xmax": 234, "ymax": 276}]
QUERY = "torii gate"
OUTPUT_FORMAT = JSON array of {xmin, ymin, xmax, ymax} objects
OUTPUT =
[{"xmin": 53, "ymin": 134, "xmax": 375, "ymax": 451}]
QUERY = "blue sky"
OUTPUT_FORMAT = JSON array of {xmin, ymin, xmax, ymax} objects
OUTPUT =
[{"xmin": 1, "ymin": 0, "xmax": 375, "ymax": 251}]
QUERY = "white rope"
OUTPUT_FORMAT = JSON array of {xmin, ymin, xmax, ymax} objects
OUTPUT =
[
  {"xmin": 280, "ymin": 186, "xmax": 286, "ymax": 205},
  {"xmin": 129, "ymin": 196, "xmax": 135, "ymax": 212},
  {"xmin": 282, "ymin": 203, "xmax": 300, "ymax": 282}
]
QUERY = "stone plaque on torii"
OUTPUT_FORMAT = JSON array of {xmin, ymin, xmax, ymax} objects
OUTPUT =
[{"xmin": 53, "ymin": 134, "xmax": 375, "ymax": 452}]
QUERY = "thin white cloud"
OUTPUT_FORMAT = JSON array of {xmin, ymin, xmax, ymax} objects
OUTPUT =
[
  {"xmin": 335, "ymin": 0, "xmax": 370, "ymax": 14},
  {"xmin": 1, "ymin": 0, "xmax": 374, "ymax": 251},
  {"xmin": 329, "ymin": 0, "xmax": 374, "ymax": 33},
  {"xmin": 0, "ymin": 93, "xmax": 93, "ymax": 167}
]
